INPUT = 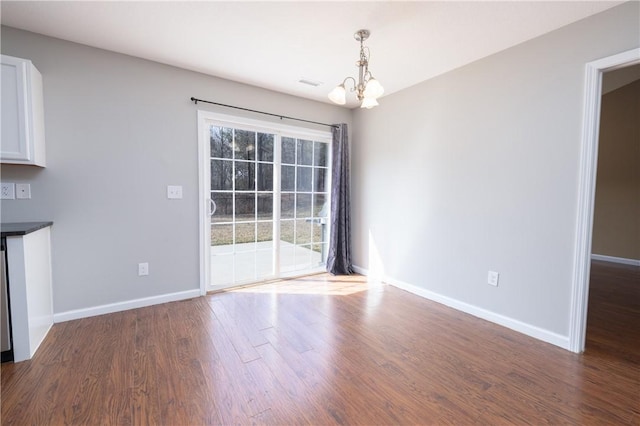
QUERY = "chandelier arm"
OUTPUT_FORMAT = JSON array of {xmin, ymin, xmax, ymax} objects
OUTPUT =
[{"xmin": 341, "ymin": 76, "xmax": 357, "ymax": 91}]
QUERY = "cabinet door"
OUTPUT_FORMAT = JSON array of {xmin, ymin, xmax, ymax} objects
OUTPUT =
[
  {"xmin": 0, "ymin": 57, "xmax": 30, "ymax": 161},
  {"xmin": 0, "ymin": 248, "xmax": 10, "ymax": 353}
]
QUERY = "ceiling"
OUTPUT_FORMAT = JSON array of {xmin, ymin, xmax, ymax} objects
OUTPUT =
[
  {"xmin": 602, "ymin": 63, "xmax": 640, "ymax": 94},
  {"xmin": 1, "ymin": 1, "xmax": 624, "ymax": 108}
]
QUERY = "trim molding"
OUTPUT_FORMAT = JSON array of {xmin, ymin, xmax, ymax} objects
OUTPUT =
[
  {"xmin": 591, "ymin": 254, "xmax": 640, "ymax": 267},
  {"xmin": 53, "ymin": 289, "xmax": 201, "ymax": 323},
  {"xmin": 352, "ymin": 264, "xmax": 570, "ymax": 350},
  {"xmin": 197, "ymin": 110, "xmax": 332, "ymax": 294},
  {"xmin": 352, "ymin": 265, "xmax": 369, "ymax": 276},
  {"xmin": 569, "ymin": 48, "xmax": 640, "ymax": 353},
  {"xmin": 197, "ymin": 110, "xmax": 209, "ymax": 296}
]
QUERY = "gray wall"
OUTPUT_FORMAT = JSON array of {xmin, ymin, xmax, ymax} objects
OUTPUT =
[
  {"xmin": 2, "ymin": 3, "xmax": 638, "ymax": 345},
  {"xmin": 0, "ymin": 27, "xmax": 351, "ymax": 314},
  {"xmin": 351, "ymin": 2, "xmax": 639, "ymax": 339},
  {"xmin": 592, "ymin": 77, "xmax": 640, "ymax": 260}
]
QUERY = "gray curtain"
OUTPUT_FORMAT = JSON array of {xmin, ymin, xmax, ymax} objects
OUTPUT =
[{"xmin": 326, "ymin": 123, "xmax": 353, "ymax": 275}]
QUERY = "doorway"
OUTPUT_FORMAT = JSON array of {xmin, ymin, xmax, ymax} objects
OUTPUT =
[
  {"xmin": 198, "ymin": 112, "xmax": 331, "ymax": 293},
  {"xmin": 569, "ymin": 48, "xmax": 640, "ymax": 352},
  {"xmin": 591, "ymin": 64, "xmax": 640, "ymax": 265}
]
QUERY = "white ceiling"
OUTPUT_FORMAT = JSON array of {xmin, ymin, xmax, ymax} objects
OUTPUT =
[{"xmin": 1, "ymin": 1, "xmax": 624, "ymax": 108}]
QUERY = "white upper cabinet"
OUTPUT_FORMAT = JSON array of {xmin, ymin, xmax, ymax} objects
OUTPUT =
[{"xmin": 1, "ymin": 55, "xmax": 46, "ymax": 167}]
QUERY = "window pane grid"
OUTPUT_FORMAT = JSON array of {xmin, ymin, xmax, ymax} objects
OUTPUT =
[
  {"xmin": 279, "ymin": 138, "xmax": 329, "ymax": 256},
  {"xmin": 210, "ymin": 126, "xmax": 329, "ymax": 287}
]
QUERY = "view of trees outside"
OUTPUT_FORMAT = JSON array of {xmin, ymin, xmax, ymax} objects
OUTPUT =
[{"xmin": 209, "ymin": 126, "xmax": 329, "ymax": 256}]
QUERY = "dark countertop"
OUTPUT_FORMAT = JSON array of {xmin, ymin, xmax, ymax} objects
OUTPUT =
[{"xmin": 1, "ymin": 222, "xmax": 53, "ymax": 237}]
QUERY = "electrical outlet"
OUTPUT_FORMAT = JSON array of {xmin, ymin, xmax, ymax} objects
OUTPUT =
[
  {"xmin": 1, "ymin": 183, "xmax": 15, "ymax": 200},
  {"xmin": 488, "ymin": 271, "xmax": 499, "ymax": 287},
  {"xmin": 138, "ymin": 262, "xmax": 149, "ymax": 276},
  {"xmin": 167, "ymin": 185, "xmax": 183, "ymax": 199}
]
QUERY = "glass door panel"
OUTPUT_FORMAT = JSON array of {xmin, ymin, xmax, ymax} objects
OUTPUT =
[
  {"xmin": 210, "ymin": 126, "xmax": 275, "ymax": 288},
  {"xmin": 206, "ymin": 122, "xmax": 330, "ymax": 290},
  {"xmin": 278, "ymin": 137, "xmax": 330, "ymax": 277}
]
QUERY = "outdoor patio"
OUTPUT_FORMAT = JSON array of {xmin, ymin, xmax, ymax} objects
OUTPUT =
[{"xmin": 210, "ymin": 240, "xmax": 326, "ymax": 288}]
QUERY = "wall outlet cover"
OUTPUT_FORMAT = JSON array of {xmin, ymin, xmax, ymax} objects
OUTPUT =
[
  {"xmin": 167, "ymin": 185, "xmax": 183, "ymax": 199},
  {"xmin": 138, "ymin": 262, "xmax": 149, "ymax": 276},
  {"xmin": 1, "ymin": 183, "xmax": 15, "ymax": 200}
]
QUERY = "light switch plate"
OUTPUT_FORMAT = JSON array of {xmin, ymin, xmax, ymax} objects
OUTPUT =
[
  {"xmin": 488, "ymin": 271, "xmax": 499, "ymax": 287},
  {"xmin": 16, "ymin": 183, "xmax": 31, "ymax": 199},
  {"xmin": 1, "ymin": 183, "xmax": 15, "ymax": 200},
  {"xmin": 167, "ymin": 185, "xmax": 183, "ymax": 199}
]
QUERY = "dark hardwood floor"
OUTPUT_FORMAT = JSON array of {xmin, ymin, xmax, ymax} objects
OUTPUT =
[{"xmin": 2, "ymin": 262, "xmax": 638, "ymax": 425}]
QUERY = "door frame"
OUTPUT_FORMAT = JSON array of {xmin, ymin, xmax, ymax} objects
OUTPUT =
[
  {"xmin": 197, "ymin": 110, "xmax": 332, "ymax": 295},
  {"xmin": 568, "ymin": 47, "xmax": 640, "ymax": 352}
]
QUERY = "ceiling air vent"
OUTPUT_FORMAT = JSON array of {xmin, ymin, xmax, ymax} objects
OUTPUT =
[{"xmin": 298, "ymin": 78, "xmax": 323, "ymax": 87}]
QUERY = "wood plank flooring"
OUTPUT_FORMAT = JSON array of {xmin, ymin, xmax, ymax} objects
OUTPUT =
[{"xmin": 2, "ymin": 262, "xmax": 638, "ymax": 425}]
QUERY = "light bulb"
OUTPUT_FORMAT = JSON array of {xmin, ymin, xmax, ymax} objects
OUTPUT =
[
  {"xmin": 328, "ymin": 85, "xmax": 347, "ymax": 105},
  {"xmin": 360, "ymin": 97, "xmax": 379, "ymax": 109},
  {"xmin": 363, "ymin": 78, "xmax": 384, "ymax": 99}
]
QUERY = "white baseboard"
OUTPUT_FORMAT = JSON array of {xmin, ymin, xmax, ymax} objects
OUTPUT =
[
  {"xmin": 352, "ymin": 265, "xmax": 369, "ymax": 276},
  {"xmin": 53, "ymin": 289, "xmax": 201, "ymax": 323},
  {"xmin": 591, "ymin": 254, "xmax": 640, "ymax": 266},
  {"xmin": 352, "ymin": 264, "xmax": 570, "ymax": 351}
]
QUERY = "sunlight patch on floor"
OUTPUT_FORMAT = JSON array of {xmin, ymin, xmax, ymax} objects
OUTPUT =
[{"xmin": 229, "ymin": 273, "xmax": 379, "ymax": 296}]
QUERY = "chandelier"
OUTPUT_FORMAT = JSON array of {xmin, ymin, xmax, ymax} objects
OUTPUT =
[{"xmin": 328, "ymin": 29, "xmax": 384, "ymax": 109}]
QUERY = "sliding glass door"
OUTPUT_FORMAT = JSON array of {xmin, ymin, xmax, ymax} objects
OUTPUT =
[
  {"xmin": 279, "ymin": 137, "xmax": 329, "ymax": 275},
  {"xmin": 199, "ymin": 113, "xmax": 331, "ymax": 292}
]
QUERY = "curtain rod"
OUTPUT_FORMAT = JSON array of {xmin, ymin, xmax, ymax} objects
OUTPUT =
[{"xmin": 190, "ymin": 97, "xmax": 338, "ymax": 129}]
